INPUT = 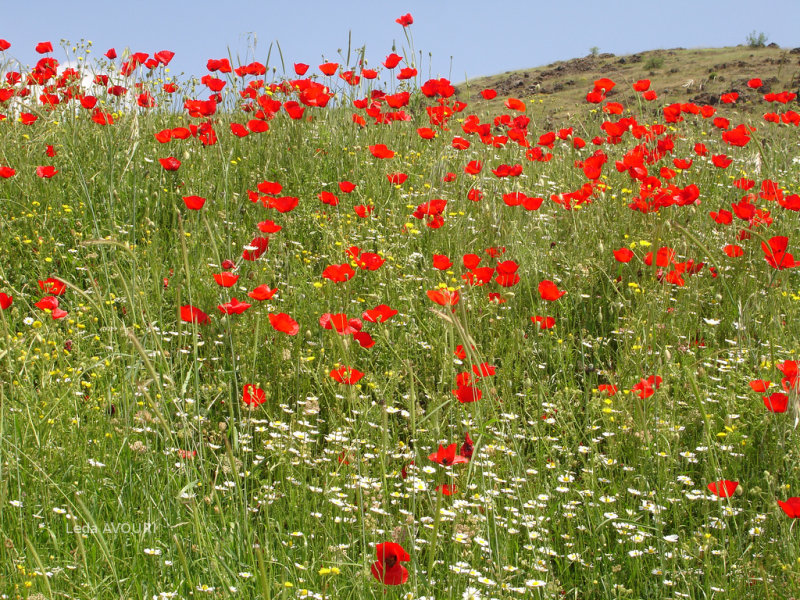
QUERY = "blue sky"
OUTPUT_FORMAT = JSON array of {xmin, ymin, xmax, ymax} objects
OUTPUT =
[{"xmin": 2, "ymin": 0, "xmax": 798, "ymax": 83}]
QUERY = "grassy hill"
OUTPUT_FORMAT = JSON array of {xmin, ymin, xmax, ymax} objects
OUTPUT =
[{"xmin": 456, "ymin": 45, "xmax": 800, "ymax": 122}]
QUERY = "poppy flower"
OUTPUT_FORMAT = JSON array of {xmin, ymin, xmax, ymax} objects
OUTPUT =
[
  {"xmin": 429, "ymin": 443, "xmax": 469, "ymax": 466},
  {"xmin": 269, "ymin": 313, "xmax": 299, "ymax": 336},
  {"xmin": 268, "ymin": 196, "xmax": 298, "ymax": 213},
  {"xmin": 749, "ymin": 379, "xmax": 771, "ymax": 392},
  {"xmin": 531, "ymin": 315, "xmax": 555, "ymax": 329},
  {"xmin": 158, "ymin": 157, "xmax": 181, "ymax": 171},
  {"xmin": 329, "ymin": 366, "xmax": 364, "ymax": 385},
  {"xmin": 748, "ymin": 78, "xmax": 763, "ymax": 89},
  {"xmin": 480, "ymin": 88, "xmax": 497, "ymax": 100},
  {"xmin": 293, "ymin": 63, "xmax": 309, "ymax": 75},
  {"xmin": 248, "ymin": 285, "xmax": 277, "ymax": 301},
  {"xmin": 464, "ymin": 160, "xmax": 482, "ymax": 175},
  {"xmin": 0, "ymin": 166, "xmax": 16, "ymax": 178},
  {"xmin": 257, "ymin": 220, "xmax": 282, "ymax": 233},
  {"xmin": 0, "ymin": 40, "xmax": 10, "ymax": 51},
  {"xmin": 432, "ymin": 255, "xmax": 452, "ymax": 270},
  {"xmin": 39, "ymin": 278, "xmax": 66, "ymax": 295},
  {"xmin": 0, "ymin": 292, "xmax": 11, "ymax": 310},
  {"xmin": 763, "ymin": 392, "xmax": 789, "ymax": 413},
  {"xmin": 459, "ymin": 432, "xmax": 474, "ymax": 459},
  {"xmin": 427, "ymin": 289, "xmax": 459, "ymax": 306},
  {"xmin": 35, "ymin": 296, "xmax": 59, "ymax": 311},
  {"xmin": 35, "ymin": 41, "xmax": 53, "ymax": 54},
  {"xmin": 36, "ymin": 166, "xmax": 58, "ymax": 178},
  {"xmin": 363, "ymin": 304, "xmax": 398, "ymax": 323},
  {"xmin": 213, "ymin": 272, "xmax": 239, "ymax": 287},
  {"xmin": 778, "ymin": 497, "xmax": 800, "ymax": 518},
  {"xmin": 417, "ymin": 127, "xmax": 436, "ymax": 140},
  {"xmin": 180, "ymin": 305, "xmax": 210, "ymax": 324},
  {"xmin": 319, "ymin": 62, "xmax": 338, "ymax": 76},
  {"xmin": 322, "ymin": 263, "xmax": 355, "ymax": 283},
  {"xmin": 538, "ymin": 280, "xmax": 565, "ymax": 301},
  {"xmin": 453, "ymin": 384, "xmax": 482, "ymax": 403},
  {"xmin": 182, "ymin": 195, "xmax": 205, "ymax": 210},
  {"xmin": 217, "ymin": 297, "xmax": 251, "ymax": 315},
  {"xmin": 371, "ymin": 542, "xmax": 409, "ymax": 586},
  {"xmin": 243, "ymin": 237, "xmax": 269, "ymax": 261},
  {"xmin": 613, "ymin": 248, "xmax": 634, "ymax": 263},
  {"xmin": 318, "ymin": 191, "xmax": 339, "ymax": 206},
  {"xmin": 762, "ymin": 236, "xmax": 797, "ymax": 270},
  {"xmin": 707, "ymin": 480, "xmax": 738, "ymax": 498},
  {"xmin": 242, "ymin": 384, "xmax": 266, "ymax": 407},
  {"xmin": 383, "ymin": 53, "xmax": 402, "ymax": 69},
  {"xmin": 338, "ymin": 181, "xmax": 356, "ymax": 193},
  {"xmin": 354, "ymin": 204, "xmax": 374, "ymax": 218},
  {"xmin": 369, "ymin": 144, "xmax": 394, "ymax": 159},
  {"xmin": 724, "ymin": 244, "xmax": 744, "ymax": 258},
  {"xmin": 387, "ymin": 172, "xmax": 408, "ymax": 185},
  {"xmin": 395, "ymin": 13, "xmax": 413, "ymax": 26},
  {"xmin": 632, "ymin": 375, "xmax": 662, "ymax": 399},
  {"xmin": 712, "ymin": 154, "xmax": 732, "ymax": 168},
  {"xmin": 598, "ymin": 384, "xmax": 618, "ymax": 396}
]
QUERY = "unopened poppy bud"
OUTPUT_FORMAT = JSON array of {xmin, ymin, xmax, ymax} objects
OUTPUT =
[{"xmin": 304, "ymin": 330, "xmax": 312, "ymax": 340}]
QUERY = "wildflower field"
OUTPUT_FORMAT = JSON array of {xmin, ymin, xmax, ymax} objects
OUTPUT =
[{"xmin": 3, "ymin": 16, "xmax": 800, "ymax": 600}]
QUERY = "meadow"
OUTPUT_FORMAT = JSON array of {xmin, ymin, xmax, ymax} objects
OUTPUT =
[{"xmin": 1, "ymin": 18, "xmax": 800, "ymax": 600}]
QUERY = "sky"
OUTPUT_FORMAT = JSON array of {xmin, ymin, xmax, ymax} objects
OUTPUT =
[{"xmin": 1, "ymin": 0, "xmax": 798, "ymax": 84}]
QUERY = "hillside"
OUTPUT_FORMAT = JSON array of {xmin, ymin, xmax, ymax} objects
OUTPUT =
[{"xmin": 456, "ymin": 45, "xmax": 800, "ymax": 123}]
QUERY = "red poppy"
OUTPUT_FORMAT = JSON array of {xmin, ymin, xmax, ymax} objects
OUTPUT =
[
  {"xmin": 322, "ymin": 264, "xmax": 355, "ymax": 282},
  {"xmin": 417, "ymin": 127, "xmax": 436, "ymax": 140},
  {"xmin": 329, "ymin": 366, "xmax": 364, "ymax": 385},
  {"xmin": 294, "ymin": 63, "xmax": 309, "ymax": 75},
  {"xmin": 436, "ymin": 484, "xmax": 458, "ymax": 495},
  {"xmin": 531, "ymin": 315, "xmax": 555, "ymax": 329},
  {"xmin": 427, "ymin": 289, "xmax": 459, "ymax": 306},
  {"xmin": 248, "ymin": 285, "xmax": 277, "ymax": 301},
  {"xmin": 613, "ymin": 248, "xmax": 634, "ymax": 263},
  {"xmin": 319, "ymin": 62, "xmax": 338, "ymax": 76},
  {"xmin": 35, "ymin": 41, "xmax": 53, "ymax": 54},
  {"xmin": 36, "ymin": 165, "xmax": 58, "ymax": 178},
  {"xmin": 429, "ymin": 443, "xmax": 469, "ymax": 466},
  {"xmin": 257, "ymin": 220, "xmax": 281, "ymax": 234},
  {"xmin": 480, "ymin": 89, "xmax": 497, "ymax": 100},
  {"xmin": 748, "ymin": 78, "xmax": 763, "ymax": 89},
  {"xmin": 369, "ymin": 144, "xmax": 394, "ymax": 159},
  {"xmin": 371, "ymin": 542, "xmax": 409, "ymax": 586},
  {"xmin": 35, "ymin": 296, "xmax": 59, "ymax": 311},
  {"xmin": 778, "ymin": 497, "xmax": 800, "ymax": 518},
  {"xmin": 38, "ymin": 278, "xmax": 66, "ymax": 295},
  {"xmin": 707, "ymin": 480, "xmax": 738, "ymax": 498},
  {"xmin": 763, "ymin": 392, "xmax": 789, "ymax": 413},
  {"xmin": 749, "ymin": 379, "xmax": 771, "ymax": 392},
  {"xmin": 217, "ymin": 297, "xmax": 251, "ymax": 315},
  {"xmin": 158, "ymin": 157, "xmax": 181, "ymax": 171},
  {"xmin": 213, "ymin": 272, "xmax": 239, "ymax": 287},
  {"xmin": 243, "ymin": 236, "xmax": 269, "ymax": 261},
  {"xmin": 268, "ymin": 196, "xmax": 299, "ymax": 213},
  {"xmin": 0, "ymin": 40, "xmax": 10, "ymax": 51},
  {"xmin": 538, "ymin": 280, "xmax": 565, "ymax": 301},
  {"xmin": 242, "ymin": 384, "xmax": 266, "ymax": 407},
  {"xmin": 354, "ymin": 204, "xmax": 374, "ymax": 218},
  {"xmin": 709, "ymin": 209, "xmax": 733, "ymax": 224},
  {"xmin": 632, "ymin": 375, "xmax": 662, "ymax": 399},
  {"xmin": 318, "ymin": 191, "xmax": 339, "ymax": 206},
  {"xmin": 724, "ymin": 244, "xmax": 744, "ymax": 258},
  {"xmin": 712, "ymin": 154, "xmax": 732, "ymax": 168},
  {"xmin": 433, "ymin": 255, "xmax": 452, "ymax": 270},
  {"xmin": 257, "ymin": 181, "xmax": 283, "ymax": 195},
  {"xmin": 338, "ymin": 181, "xmax": 356, "ymax": 193},
  {"xmin": 182, "ymin": 195, "xmax": 205, "ymax": 210},
  {"xmin": 452, "ymin": 383, "xmax": 482, "ymax": 403},
  {"xmin": 353, "ymin": 331, "xmax": 375, "ymax": 348},
  {"xmin": 598, "ymin": 384, "xmax": 618, "ymax": 396},
  {"xmin": 464, "ymin": 160, "xmax": 482, "ymax": 175},
  {"xmin": 269, "ymin": 313, "xmax": 299, "ymax": 336},
  {"xmin": 504, "ymin": 98, "xmax": 525, "ymax": 112},
  {"xmin": 363, "ymin": 304, "xmax": 398, "ymax": 323},
  {"xmin": 0, "ymin": 292, "xmax": 11, "ymax": 310},
  {"xmin": 383, "ymin": 53, "xmax": 402, "ymax": 69},
  {"xmin": 762, "ymin": 236, "xmax": 797, "ymax": 270},
  {"xmin": 395, "ymin": 13, "xmax": 414, "ymax": 26},
  {"xmin": 0, "ymin": 167, "xmax": 16, "ymax": 178},
  {"xmin": 180, "ymin": 305, "xmax": 210, "ymax": 324}
]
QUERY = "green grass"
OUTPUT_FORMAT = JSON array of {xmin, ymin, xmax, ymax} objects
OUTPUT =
[{"xmin": 1, "ymin": 42, "xmax": 800, "ymax": 600}]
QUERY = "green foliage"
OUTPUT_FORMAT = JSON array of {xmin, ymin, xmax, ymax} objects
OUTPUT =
[{"xmin": 746, "ymin": 30, "xmax": 769, "ymax": 48}]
